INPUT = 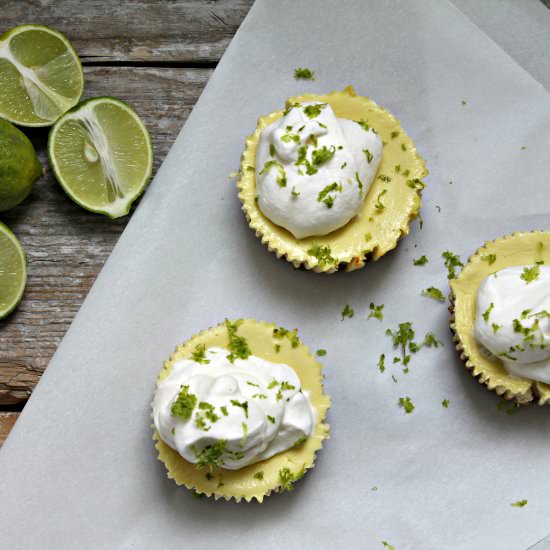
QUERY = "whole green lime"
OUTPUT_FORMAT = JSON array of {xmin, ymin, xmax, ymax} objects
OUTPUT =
[{"xmin": 0, "ymin": 119, "xmax": 43, "ymax": 211}]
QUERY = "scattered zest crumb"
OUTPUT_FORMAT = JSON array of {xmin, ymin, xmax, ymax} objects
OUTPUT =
[
  {"xmin": 511, "ymin": 499, "xmax": 528, "ymax": 508},
  {"xmin": 368, "ymin": 302, "xmax": 384, "ymax": 321},
  {"xmin": 316, "ymin": 349, "xmax": 327, "ymax": 357},
  {"xmin": 341, "ymin": 304, "xmax": 354, "ymax": 320},
  {"xmin": 398, "ymin": 396, "xmax": 415, "ymax": 414},
  {"xmin": 378, "ymin": 354, "xmax": 385, "ymax": 373},
  {"xmin": 442, "ymin": 399, "xmax": 450, "ymax": 408},
  {"xmin": 442, "ymin": 250, "xmax": 463, "ymax": 279},
  {"xmin": 422, "ymin": 286, "xmax": 446, "ymax": 302},
  {"xmin": 382, "ymin": 541, "xmax": 396, "ymax": 550},
  {"xmin": 294, "ymin": 67, "xmax": 315, "ymax": 80},
  {"xmin": 413, "ymin": 255, "xmax": 428, "ymax": 266}
]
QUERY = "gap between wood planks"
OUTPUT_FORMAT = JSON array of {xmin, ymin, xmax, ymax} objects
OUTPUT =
[{"xmin": 83, "ymin": 60, "xmax": 218, "ymax": 69}]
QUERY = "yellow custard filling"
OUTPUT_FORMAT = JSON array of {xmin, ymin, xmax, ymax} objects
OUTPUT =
[{"xmin": 237, "ymin": 86, "xmax": 428, "ymax": 273}]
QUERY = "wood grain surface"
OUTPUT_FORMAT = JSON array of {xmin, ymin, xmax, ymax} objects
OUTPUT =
[{"xmin": 0, "ymin": 0, "xmax": 253, "ymax": 446}]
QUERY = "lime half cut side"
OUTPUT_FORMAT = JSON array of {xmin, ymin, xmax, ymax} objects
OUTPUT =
[
  {"xmin": 0, "ymin": 222, "xmax": 27, "ymax": 319},
  {"xmin": 48, "ymin": 97, "xmax": 153, "ymax": 218},
  {"xmin": 0, "ymin": 24, "xmax": 84, "ymax": 127}
]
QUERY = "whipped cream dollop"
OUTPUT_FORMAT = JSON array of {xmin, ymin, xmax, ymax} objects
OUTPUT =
[
  {"xmin": 153, "ymin": 347, "xmax": 315, "ymax": 470},
  {"xmin": 474, "ymin": 265, "xmax": 550, "ymax": 383},
  {"xmin": 255, "ymin": 101, "xmax": 383, "ymax": 239}
]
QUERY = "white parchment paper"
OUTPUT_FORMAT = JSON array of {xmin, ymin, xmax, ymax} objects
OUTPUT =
[{"xmin": 2, "ymin": 1, "xmax": 550, "ymax": 549}]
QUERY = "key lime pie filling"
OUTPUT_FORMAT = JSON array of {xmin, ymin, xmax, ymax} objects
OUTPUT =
[
  {"xmin": 152, "ymin": 319, "xmax": 330, "ymax": 501},
  {"xmin": 237, "ymin": 86, "xmax": 428, "ymax": 273},
  {"xmin": 450, "ymin": 231, "xmax": 550, "ymax": 405}
]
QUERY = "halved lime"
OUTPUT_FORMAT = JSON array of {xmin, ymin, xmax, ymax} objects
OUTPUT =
[
  {"xmin": 0, "ymin": 221, "xmax": 27, "ymax": 319},
  {"xmin": 48, "ymin": 97, "xmax": 153, "ymax": 218},
  {"xmin": 0, "ymin": 24, "xmax": 84, "ymax": 127}
]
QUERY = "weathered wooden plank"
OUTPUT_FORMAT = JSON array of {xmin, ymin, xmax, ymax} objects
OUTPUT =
[
  {"xmin": 0, "ymin": 412, "xmax": 19, "ymax": 447},
  {"xmin": 0, "ymin": 0, "xmax": 253, "ymax": 64},
  {"xmin": 0, "ymin": 66, "xmax": 212, "ymax": 404}
]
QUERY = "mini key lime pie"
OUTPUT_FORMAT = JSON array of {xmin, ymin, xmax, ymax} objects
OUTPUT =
[
  {"xmin": 152, "ymin": 319, "xmax": 330, "ymax": 501},
  {"xmin": 450, "ymin": 232, "xmax": 550, "ymax": 405},
  {"xmin": 237, "ymin": 86, "xmax": 427, "ymax": 273}
]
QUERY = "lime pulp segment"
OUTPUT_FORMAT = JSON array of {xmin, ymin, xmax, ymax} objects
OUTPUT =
[
  {"xmin": 48, "ymin": 97, "xmax": 153, "ymax": 218},
  {"xmin": 0, "ymin": 25, "xmax": 84, "ymax": 126},
  {"xmin": 0, "ymin": 222, "xmax": 27, "ymax": 319}
]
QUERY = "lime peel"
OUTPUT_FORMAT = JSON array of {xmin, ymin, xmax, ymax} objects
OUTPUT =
[{"xmin": 0, "ymin": 222, "xmax": 27, "ymax": 320}]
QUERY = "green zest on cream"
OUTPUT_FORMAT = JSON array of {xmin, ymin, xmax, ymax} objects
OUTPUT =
[
  {"xmin": 153, "ymin": 338, "xmax": 317, "ymax": 470},
  {"xmin": 171, "ymin": 385, "xmax": 197, "ymax": 420},
  {"xmin": 317, "ymin": 182, "xmax": 342, "ymax": 208},
  {"xmin": 303, "ymin": 103, "xmax": 327, "ymax": 119},
  {"xmin": 255, "ymin": 101, "xmax": 383, "ymax": 239},
  {"xmin": 259, "ymin": 159, "xmax": 287, "ymax": 188},
  {"xmin": 520, "ymin": 265, "xmax": 540, "ymax": 284},
  {"xmin": 474, "ymin": 265, "xmax": 550, "ymax": 383}
]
